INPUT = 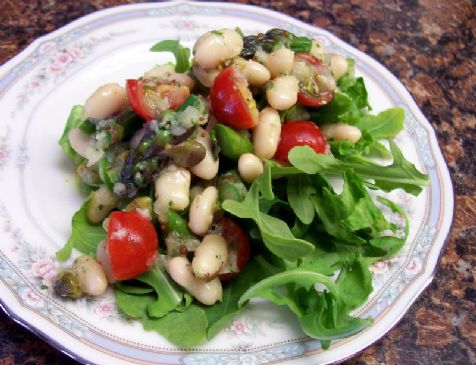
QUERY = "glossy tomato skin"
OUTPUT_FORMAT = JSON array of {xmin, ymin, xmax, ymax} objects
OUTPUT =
[
  {"xmin": 275, "ymin": 121, "xmax": 327, "ymax": 162},
  {"xmin": 220, "ymin": 218, "xmax": 250, "ymax": 282},
  {"xmin": 126, "ymin": 79, "xmax": 155, "ymax": 121},
  {"xmin": 297, "ymin": 90, "xmax": 334, "ymax": 108},
  {"xmin": 126, "ymin": 79, "xmax": 190, "ymax": 121},
  {"xmin": 107, "ymin": 211, "xmax": 158, "ymax": 281},
  {"xmin": 293, "ymin": 53, "xmax": 335, "ymax": 108},
  {"xmin": 210, "ymin": 66, "xmax": 258, "ymax": 130}
]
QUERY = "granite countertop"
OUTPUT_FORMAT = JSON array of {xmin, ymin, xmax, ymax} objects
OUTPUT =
[{"xmin": 0, "ymin": 0, "xmax": 474, "ymax": 364}]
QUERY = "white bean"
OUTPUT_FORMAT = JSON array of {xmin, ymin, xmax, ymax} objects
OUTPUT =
[
  {"xmin": 190, "ymin": 127, "xmax": 219, "ymax": 180},
  {"xmin": 252, "ymin": 107, "xmax": 281, "ymax": 159},
  {"xmin": 167, "ymin": 256, "xmax": 222, "ymax": 305},
  {"xmin": 242, "ymin": 60, "xmax": 271, "ymax": 86},
  {"xmin": 316, "ymin": 74, "xmax": 336, "ymax": 92},
  {"xmin": 153, "ymin": 164, "xmax": 191, "ymax": 223},
  {"xmin": 192, "ymin": 234, "xmax": 228, "ymax": 280},
  {"xmin": 144, "ymin": 64, "xmax": 195, "ymax": 89},
  {"xmin": 193, "ymin": 63, "xmax": 220, "ymax": 88},
  {"xmin": 238, "ymin": 153, "xmax": 264, "ymax": 183},
  {"xmin": 266, "ymin": 75, "xmax": 299, "ymax": 111},
  {"xmin": 96, "ymin": 240, "xmax": 114, "ymax": 283},
  {"xmin": 320, "ymin": 123, "xmax": 362, "ymax": 143},
  {"xmin": 329, "ymin": 54, "xmax": 349, "ymax": 80},
  {"xmin": 87, "ymin": 185, "xmax": 118, "ymax": 224},
  {"xmin": 68, "ymin": 128, "xmax": 104, "ymax": 167},
  {"xmin": 144, "ymin": 64, "xmax": 175, "ymax": 79},
  {"xmin": 73, "ymin": 255, "xmax": 108, "ymax": 296},
  {"xmin": 193, "ymin": 29, "xmax": 243, "ymax": 70},
  {"xmin": 310, "ymin": 39, "xmax": 326, "ymax": 59},
  {"xmin": 84, "ymin": 83, "xmax": 128, "ymax": 120},
  {"xmin": 263, "ymin": 48, "xmax": 295, "ymax": 78},
  {"xmin": 188, "ymin": 186, "xmax": 218, "ymax": 236}
]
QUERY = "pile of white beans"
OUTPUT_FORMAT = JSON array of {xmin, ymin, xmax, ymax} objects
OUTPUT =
[{"xmin": 64, "ymin": 28, "xmax": 363, "ymax": 306}]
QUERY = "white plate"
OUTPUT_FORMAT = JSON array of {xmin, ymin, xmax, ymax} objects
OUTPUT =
[{"xmin": 0, "ymin": 2, "xmax": 453, "ymax": 364}]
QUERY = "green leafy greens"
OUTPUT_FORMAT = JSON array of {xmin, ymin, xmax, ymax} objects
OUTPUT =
[
  {"xmin": 150, "ymin": 40, "xmax": 191, "ymax": 73},
  {"xmin": 57, "ymin": 31, "xmax": 430, "ymax": 350}
]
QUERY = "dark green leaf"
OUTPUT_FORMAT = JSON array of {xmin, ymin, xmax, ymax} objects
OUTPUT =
[
  {"xmin": 336, "ymin": 258, "xmax": 373, "ymax": 310},
  {"xmin": 288, "ymin": 144, "xmax": 428, "ymax": 195},
  {"xmin": 136, "ymin": 266, "xmax": 184, "ymax": 318},
  {"xmin": 287, "ymin": 175, "xmax": 316, "ymax": 224},
  {"xmin": 203, "ymin": 256, "xmax": 278, "ymax": 339},
  {"xmin": 115, "ymin": 290, "xmax": 156, "ymax": 318},
  {"xmin": 59, "ymin": 105, "xmax": 85, "ymax": 164},
  {"xmin": 353, "ymin": 108, "xmax": 404, "ymax": 139},
  {"xmin": 150, "ymin": 40, "xmax": 191, "ymax": 73},
  {"xmin": 56, "ymin": 196, "xmax": 107, "ymax": 261},
  {"xmin": 142, "ymin": 305, "xmax": 207, "ymax": 347},
  {"xmin": 223, "ymin": 184, "xmax": 315, "ymax": 261}
]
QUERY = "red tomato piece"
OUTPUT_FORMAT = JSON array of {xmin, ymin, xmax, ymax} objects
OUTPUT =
[
  {"xmin": 293, "ymin": 53, "xmax": 335, "ymax": 107},
  {"xmin": 126, "ymin": 79, "xmax": 154, "ymax": 121},
  {"xmin": 107, "ymin": 211, "xmax": 158, "ymax": 281},
  {"xmin": 275, "ymin": 121, "xmax": 327, "ymax": 162},
  {"xmin": 297, "ymin": 90, "xmax": 334, "ymax": 108},
  {"xmin": 126, "ymin": 79, "xmax": 190, "ymax": 121},
  {"xmin": 209, "ymin": 66, "xmax": 258, "ymax": 130},
  {"xmin": 220, "ymin": 218, "xmax": 250, "ymax": 282}
]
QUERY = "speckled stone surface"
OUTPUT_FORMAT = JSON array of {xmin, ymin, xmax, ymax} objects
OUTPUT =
[{"xmin": 0, "ymin": 0, "xmax": 474, "ymax": 364}]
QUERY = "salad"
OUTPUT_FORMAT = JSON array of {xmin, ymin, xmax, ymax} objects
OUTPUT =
[{"xmin": 54, "ymin": 27, "xmax": 429, "ymax": 348}]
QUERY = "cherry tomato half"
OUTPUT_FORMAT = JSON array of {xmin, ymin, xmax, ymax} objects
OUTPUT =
[
  {"xmin": 126, "ymin": 79, "xmax": 190, "ymax": 121},
  {"xmin": 293, "ymin": 53, "xmax": 334, "ymax": 108},
  {"xmin": 220, "ymin": 218, "xmax": 250, "ymax": 281},
  {"xmin": 275, "ymin": 121, "xmax": 327, "ymax": 162},
  {"xmin": 210, "ymin": 66, "xmax": 258, "ymax": 130},
  {"xmin": 106, "ymin": 211, "xmax": 158, "ymax": 281}
]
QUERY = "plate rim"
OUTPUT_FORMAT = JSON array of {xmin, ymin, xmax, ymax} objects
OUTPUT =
[{"xmin": 0, "ymin": 1, "xmax": 455, "ymax": 364}]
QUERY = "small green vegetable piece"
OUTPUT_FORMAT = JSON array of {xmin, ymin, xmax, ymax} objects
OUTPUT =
[
  {"xmin": 53, "ymin": 269, "xmax": 82, "ymax": 299},
  {"xmin": 167, "ymin": 210, "xmax": 192, "ymax": 236},
  {"xmin": 150, "ymin": 40, "xmax": 191, "ymax": 73},
  {"xmin": 165, "ymin": 140, "xmax": 206, "ymax": 168},
  {"xmin": 241, "ymin": 29, "xmax": 312, "ymax": 59},
  {"xmin": 124, "ymin": 196, "xmax": 153, "ymax": 218},
  {"xmin": 213, "ymin": 124, "xmax": 253, "ymax": 160},
  {"xmin": 217, "ymin": 171, "xmax": 247, "ymax": 202}
]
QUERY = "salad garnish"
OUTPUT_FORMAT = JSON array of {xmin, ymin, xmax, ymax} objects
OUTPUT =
[{"xmin": 54, "ymin": 28, "xmax": 428, "ymax": 349}]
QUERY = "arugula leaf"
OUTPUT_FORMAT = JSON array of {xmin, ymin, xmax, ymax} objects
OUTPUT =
[
  {"xmin": 287, "ymin": 175, "xmax": 316, "ymax": 224},
  {"xmin": 223, "ymin": 184, "xmax": 315, "ymax": 261},
  {"xmin": 238, "ymin": 269, "xmax": 339, "ymax": 309},
  {"xmin": 142, "ymin": 305, "xmax": 208, "ymax": 347},
  {"xmin": 288, "ymin": 144, "xmax": 428, "ymax": 195},
  {"xmin": 353, "ymin": 108, "xmax": 404, "ymax": 139},
  {"xmin": 59, "ymin": 105, "xmax": 85, "ymax": 164},
  {"xmin": 340, "ymin": 77, "xmax": 370, "ymax": 110},
  {"xmin": 136, "ymin": 266, "xmax": 184, "ymax": 318},
  {"xmin": 56, "ymin": 196, "xmax": 106, "ymax": 261},
  {"xmin": 336, "ymin": 258, "xmax": 373, "ymax": 310},
  {"xmin": 115, "ymin": 282, "xmax": 155, "ymax": 294},
  {"xmin": 310, "ymin": 93, "xmax": 360, "ymax": 124},
  {"xmin": 115, "ymin": 290, "xmax": 156, "ymax": 318},
  {"xmin": 289, "ymin": 35, "xmax": 313, "ymax": 53},
  {"xmin": 366, "ymin": 196, "xmax": 409, "ymax": 259},
  {"xmin": 150, "ymin": 40, "xmax": 191, "ymax": 73},
  {"xmin": 202, "ymin": 256, "xmax": 278, "ymax": 339},
  {"xmin": 298, "ymin": 291, "xmax": 371, "ymax": 341}
]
